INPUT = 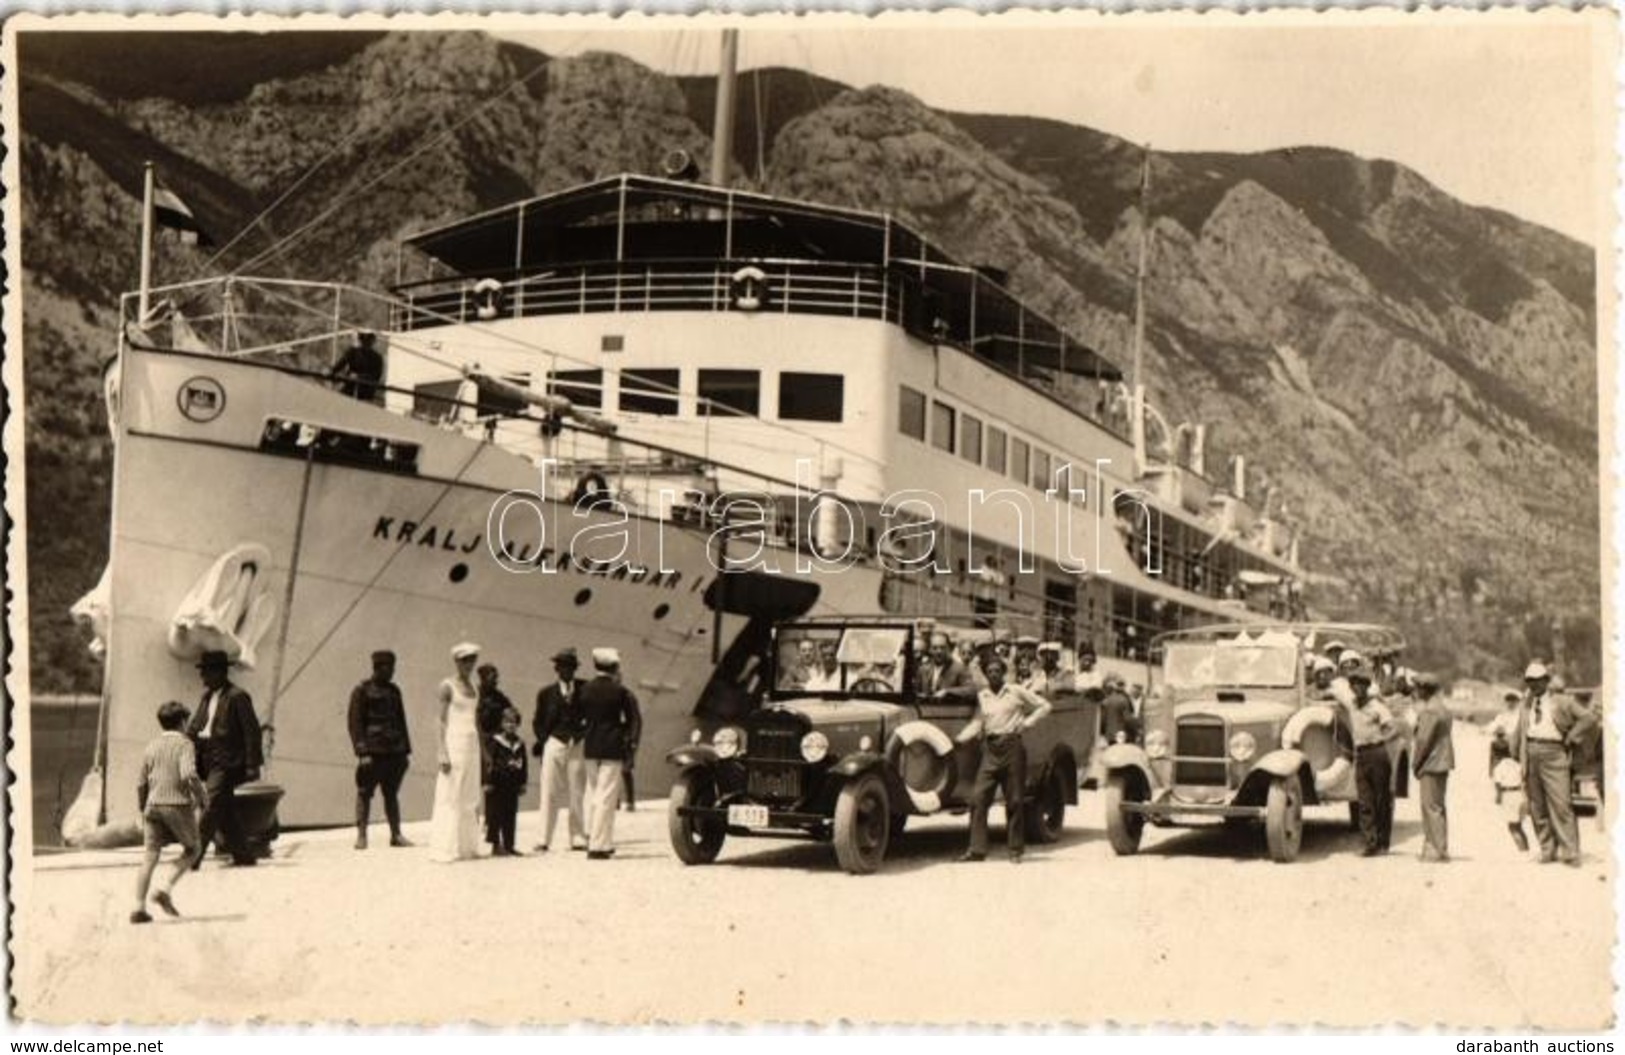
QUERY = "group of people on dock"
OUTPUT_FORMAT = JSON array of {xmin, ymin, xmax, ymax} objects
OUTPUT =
[{"xmin": 349, "ymin": 642, "xmax": 642, "ymax": 862}]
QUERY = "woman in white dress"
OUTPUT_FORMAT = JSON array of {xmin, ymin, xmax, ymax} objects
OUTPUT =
[{"xmin": 429, "ymin": 642, "xmax": 484, "ymax": 862}]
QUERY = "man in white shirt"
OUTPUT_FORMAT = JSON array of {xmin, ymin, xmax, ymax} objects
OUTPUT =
[
  {"xmin": 1342, "ymin": 664, "xmax": 1396, "ymax": 856},
  {"xmin": 955, "ymin": 655, "xmax": 1052, "ymax": 864}
]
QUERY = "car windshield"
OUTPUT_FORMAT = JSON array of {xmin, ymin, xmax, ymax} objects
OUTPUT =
[
  {"xmin": 1164, "ymin": 639, "xmax": 1300, "ymax": 689},
  {"xmin": 773, "ymin": 625, "xmax": 909, "ymax": 694}
]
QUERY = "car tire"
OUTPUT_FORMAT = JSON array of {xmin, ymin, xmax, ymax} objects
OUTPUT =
[
  {"xmin": 1104, "ymin": 774, "xmax": 1144, "ymax": 856},
  {"xmin": 668, "ymin": 769, "xmax": 726, "ymax": 865},
  {"xmin": 1024, "ymin": 766, "xmax": 1067, "ymax": 845},
  {"xmin": 833, "ymin": 772, "xmax": 891, "ymax": 875},
  {"xmin": 1265, "ymin": 773, "xmax": 1303, "ymax": 863}
]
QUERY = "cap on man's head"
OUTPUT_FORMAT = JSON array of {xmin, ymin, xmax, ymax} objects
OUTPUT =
[
  {"xmin": 195, "ymin": 650, "xmax": 232, "ymax": 670},
  {"xmin": 592, "ymin": 646, "xmax": 621, "ymax": 669},
  {"xmin": 1414, "ymin": 671, "xmax": 1440, "ymax": 690},
  {"xmin": 1337, "ymin": 650, "xmax": 1365, "ymax": 669},
  {"xmin": 451, "ymin": 641, "xmax": 481, "ymax": 660},
  {"xmin": 1311, "ymin": 656, "xmax": 1336, "ymax": 673},
  {"xmin": 1524, "ymin": 661, "xmax": 1550, "ymax": 680},
  {"xmin": 371, "ymin": 650, "xmax": 396, "ymax": 665},
  {"xmin": 552, "ymin": 647, "xmax": 579, "ymax": 666},
  {"xmin": 1014, "ymin": 635, "xmax": 1040, "ymax": 648},
  {"xmin": 1323, "ymin": 639, "xmax": 1347, "ymax": 655},
  {"xmin": 1038, "ymin": 641, "xmax": 1062, "ymax": 654}
]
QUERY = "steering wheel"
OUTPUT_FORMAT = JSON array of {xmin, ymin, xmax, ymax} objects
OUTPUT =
[{"xmin": 848, "ymin": 677, "xmax": 892, "ymax": 695}]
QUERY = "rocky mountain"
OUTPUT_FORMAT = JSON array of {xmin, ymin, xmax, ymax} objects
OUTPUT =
[{"xmin": 16, "ymin": 30, "xmax": 1602, "ymax": 692}]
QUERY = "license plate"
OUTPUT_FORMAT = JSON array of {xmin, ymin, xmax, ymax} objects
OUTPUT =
[{"xmin": 728, "ymin": 804, "xmax": 770, "ymax": 828}]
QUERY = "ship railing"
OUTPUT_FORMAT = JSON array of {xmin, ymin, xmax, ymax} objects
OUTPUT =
[{"xmin": 389, "ymin": 259, "xmax": 904, "ymax": 332}]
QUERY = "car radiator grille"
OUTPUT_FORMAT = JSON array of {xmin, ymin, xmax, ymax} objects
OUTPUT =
[
  {"xmin": 1174, "ymin": 720, "xmax": 1228, "ymax": 786},
  {"xmin": 747, "ymin": 726, "xmax": 804, "ymax": 762},
  {"xmin": 746, "ymin": 764, "xmax": 803, "ymax": 802}
]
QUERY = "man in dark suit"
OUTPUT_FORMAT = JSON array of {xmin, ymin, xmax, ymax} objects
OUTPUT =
[
  {"xmin": 187, "ymin": 650, "xmax": 263, "ymax": 867},
  {"xmin": 921, "ymin": 633, "xmax": 978, "ymax": 703},
  {"xmin": 1514, "ymin": 661, "xmax": 1598, "ymax": 867},
  {"xmin": 578, "ymin": 647, "xmax": 642, "ymax": 859},
  {"xmin": 1410, "ymin": 671, "xmax": 1454, "ymax": 862},
  {"xmin": 533, "ymin": 647, "xmax": 588, "ymax": 852}
]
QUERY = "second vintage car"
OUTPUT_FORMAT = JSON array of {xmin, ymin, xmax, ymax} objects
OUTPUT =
[
  {"xmin": 665, "ymin": 616, "xmax": 1101, "ymax": 874},
  {"xmin": 1100, "ymin": 622, "xmax": 1413, "ymax": 863}
]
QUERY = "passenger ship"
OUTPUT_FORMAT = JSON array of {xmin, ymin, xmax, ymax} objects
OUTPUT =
[{"xmin": 79, "ymin": 84, "xmax": 1303, "ymax": 832}]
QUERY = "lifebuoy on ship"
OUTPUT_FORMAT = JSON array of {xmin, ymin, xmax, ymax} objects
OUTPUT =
[
  {"xmin": 1282, "ymin": 705, "xmax": 1354, "ymax": 796},
  {"xmin": 886, "ymin": 721, "xmax": 957, "ymax": 813},
  {"xmin": 473, "ymin": 278, "xmax": 505, "ymax": 320},
  {"xmin": 729, "ymin": 266, "xmax": 768, "ymax": 311},
  {"xmin": 571, "ymin": 471, "xmax": 612, "ymax": 509},
  {"xmin": 167, "ymin": 543, "xmax": 279, "ymax": 669}
]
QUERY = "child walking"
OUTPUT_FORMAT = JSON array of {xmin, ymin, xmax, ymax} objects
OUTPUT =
[
  {"xmin": 133, "ymin": 700, "xmax": 207, "ymax": 923},
  {"xmin": 482, "ymin": 705, "xmax": 528, "ymax": 856},
  {"xmin": 1493, "ymin": 756, "xmax": 1531, "ymax": 853}
]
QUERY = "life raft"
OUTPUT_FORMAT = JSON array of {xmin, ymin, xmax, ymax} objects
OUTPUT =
[
  {"xmin": 1282, "ymin": 704, "xmax": 1354, "ymax": 797},
  {"xmin": 886, "ymin": 721, "xmax": 957, "ymax": 813},
  {"xmin": 473, "ymin": 278, "xmax": 505, "ymax": 320},
  {"xmin": 571, "ymin": 471, "xmax": 612, "ymax": 509},
  {"xmin": 730, "ymin": 266, "xmax": 768, "ymax": 311},
  {"xmin": 167, "ymin": 543, "xmax": 278, "ymax": 669}
]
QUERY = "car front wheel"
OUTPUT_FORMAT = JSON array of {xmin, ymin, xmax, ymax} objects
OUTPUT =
[
  {"xmin": 1265, "ymin": 774, "xmax": 1303, "ymax": 863},
  {"xmin": 1104, "ymin": 773, "xmax": 1145, "ymax": 855},
  {"xmin": 833, "ymin": 772, "xmax": 891, "ymax": 875},
  {"xmin": 1024, "ymin": 765, "xmax": 1067, "ymax": 844},
  {"xmin": 668, "ymin": 770, "xmax": 727, "ymax": 865}
]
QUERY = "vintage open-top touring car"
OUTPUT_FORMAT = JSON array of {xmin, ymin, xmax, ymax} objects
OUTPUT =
[
  {"xmin": 665, "ymin": 616, "xmax": 1100, "ymax": 873},
  {"xmin": 1100, "ymin": 622, "xmax": 1412, "ymax": 863}
]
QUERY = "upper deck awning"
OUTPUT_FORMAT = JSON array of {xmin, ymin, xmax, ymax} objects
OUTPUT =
[{"xmin": 400, "ymin": 174, "xmax": 1120, "ymax": 382}]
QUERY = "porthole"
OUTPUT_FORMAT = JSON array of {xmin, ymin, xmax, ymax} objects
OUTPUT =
[
  {"xmin": 653, "ymin": 603, "xmax": 671, "ymax": 621},
  {"xmin": 449, "ymin": 563, "xmax": 469, "ymax": 583},
  {"xmin": 574, "ymin": 588, "xmax": 592, "ymax": 606}
]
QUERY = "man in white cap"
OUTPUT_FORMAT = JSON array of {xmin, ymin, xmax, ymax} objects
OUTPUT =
[
  {"xmin": 577, "ymin": 647, "xmax": 642, "ymax": 859},
  {"xmin": 1037, "ymin": 642, "xmax": 1072, "ymax": 694},
  {"xmin": 1514, "ymin": 661, "xmax": 1597, "ymax": 866}
]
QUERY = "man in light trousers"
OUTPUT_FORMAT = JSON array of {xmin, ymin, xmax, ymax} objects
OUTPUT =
[
  {"xmin": 1515, "ymin": 661, "xmax": 1597, "ymax": 867},
  {"xmin": 577, "ymin": 647, "xmax": 642, "ymax": 859},
  {"xmin": 532, "ymin": 647, "xmax": 588, "ymax": 852}
]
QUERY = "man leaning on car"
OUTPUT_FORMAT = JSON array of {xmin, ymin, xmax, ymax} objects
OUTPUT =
[{"xmin": 955, "ymin": 654, "xmax": 1052, "ymax": 864}]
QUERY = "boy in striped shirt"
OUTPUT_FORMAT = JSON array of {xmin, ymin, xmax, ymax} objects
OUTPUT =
[{"xmin": 132, "ymin": 701, "xmax": 207, "ymax": 924}]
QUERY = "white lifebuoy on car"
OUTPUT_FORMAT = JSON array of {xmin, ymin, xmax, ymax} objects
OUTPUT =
[
  {"xmin": 167, "ymin": 543, "xmax": 278, "ymax": 669},
  {"xmin": 730, "ymin": 266, "xmax": 768, "ymax": 311},
  {"xmin": 1282, "ymin": 705, "xmax": 1353, "ymax": 796},
  {"xmin": 473, "ymin": 278, "xmax": 505, "ymax": 320},
  {"xmin": 886, "ymin": 720, "xmax": 957, "ymax": 813}
]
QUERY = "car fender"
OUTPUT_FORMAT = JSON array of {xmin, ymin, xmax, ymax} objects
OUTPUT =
[
  {"xmin": 829, "ymin": 751, "xmax": 888, "ymax": 781},
  {"xmin": 1251, "ymin": 748, "xmax": 1306, "ymax": 780},
  {"xmin": 1101, "ymin": 744, "xmax": 1154, "ymax": 796},
  {"xmin": 666, "ymin": 744, "xmax": 720, "ymax": 769}
]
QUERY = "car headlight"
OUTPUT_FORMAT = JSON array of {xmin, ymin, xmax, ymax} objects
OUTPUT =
[
  {"xmin": 800, "ymin": 732, "xmax": 830, "ymax": 763},
  {"xmin": 1144, "ymin": 729, "xmax": 1170, "ymax": 759},
  {"xmin": 1228, "ymin": 731, "xmax": 1258, "ymax": 762},
  {"xmin": 858, "ymin": 735, "xmax": 874, "ymax": 752},
  {"xmin": 713, "ymin": 726, "xmax": 744, "ymax": 759}
]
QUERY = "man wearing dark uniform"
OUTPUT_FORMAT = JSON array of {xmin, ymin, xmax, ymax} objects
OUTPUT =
[
  {"xmin": 330, "ymin": 331, "xmax": 384, "ymax": 402},
  {"xmin": 187, "ymin": 650, "xmax": 263, "ymax": 868},
  {"xmin": 1411, "ymin": 671, "xmax": 1454, "ymax": 862},
  {"xmin": 348, "ymin": 649, "xmax": 413, "ymax": 850},
  {"xmin": 1341, "ymin": 664, "xmax": 1396, "ymax": 856},
  {"xmin": 533, "ymin": 647, "xmax": 588, "ymax": 852}
]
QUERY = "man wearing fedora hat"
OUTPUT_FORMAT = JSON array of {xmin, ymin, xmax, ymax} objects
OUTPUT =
[
  {"xmin": 1514, "ymin": 661, "xmax": 1597, "ymax": 866},
  {"xmin": 533, "ymin": 647, "xmax": 589, "ymax": 852},
  {"xmin": 577, "ymin": 647, "xmax": 642, "ymax": 859},
  {"xmin": 186, "ymin": 650, "xmax": 263, "ymax": 867}
]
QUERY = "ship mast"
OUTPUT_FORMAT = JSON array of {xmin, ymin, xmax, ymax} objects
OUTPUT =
[
  {"xmin": 709, "ymin": 28, "xmax": 740, "ymax": 189},
  {"xmin": 1130, "ymin": 144, "xmax": 1152, "ymax": 478}
]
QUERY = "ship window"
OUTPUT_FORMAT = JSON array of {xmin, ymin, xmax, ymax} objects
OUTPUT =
[
  {"xmin": 961, "ymin": 413, "xmax": 983, "ymax": 465},
  {"xmin": 601, "ymin": 335, "xmax": 625, "ymax": 353},
  {"xmin": 698, "ymin": 369, "xmax": 760, "ymax": 418},
  {"xmin": 620, "ymin": 368, "xmax": 681, "ymax": 416},
  {"xmin": 931, "ymin": 401, "xmax": 956, "ymax": 454},
  {"xmin": 1009, "ymin": 437, "xmax": 1030, "ymax": 484},
  {"xmin": 899, "ymin": 386, "xmax": 927, "ymax": 440},
  {"xmin": 985, "ymin": 426, "xmax": 1007, "ymax": 475},
  {"xmin": 549, "ymin": 369, "xmax": 603, "ymax": 410},
  {"xmin": 1032, "ymin": 449, "xmax": 1052, "ymax": 491},
  {"xmin": 780, "ymin": 372, "xmax": 844, "ymax": 423},
  {"xmin": 413, "ymin": 379, "xmax": 464, "ymax": 423}
]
